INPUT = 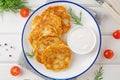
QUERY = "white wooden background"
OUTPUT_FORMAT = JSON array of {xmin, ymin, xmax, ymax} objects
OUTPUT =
[{"xmin": 0, "ymin": 0, "xmax": 120, "ymax": 80}]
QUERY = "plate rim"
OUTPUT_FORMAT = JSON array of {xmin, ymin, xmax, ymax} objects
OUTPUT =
[{"xmin": 21, "ymin": 1, "xmax": 102, "ymax": 80}]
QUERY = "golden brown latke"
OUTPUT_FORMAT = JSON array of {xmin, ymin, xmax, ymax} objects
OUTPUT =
[
  {"xmin": 31, "ymin": 6, "xmax": 71, "ymax": 34},
  {"xmin": 45, "ymin": 6, "xmax": 71, "ymax": 34},
  {"xmin": 41, "ymin": 44, "xmax": 71, "ymax": 71},
  {"xmin": 34, "ymin": 35, "xmax": 66, "ymax": 63},
  {"xmin": 31, "ymin": 12, "xmax": 62, "ymax": 36},
  {"xmin": 28, "ymin": 24, "xmax": 58, "ymax": 48},
  {"xmin": 31, "ymin": 15, "xmax": 41, "ymax": 29},
  {"xmin": 28, "ymin": 6, "xmax": 72, "ymax": 71}
]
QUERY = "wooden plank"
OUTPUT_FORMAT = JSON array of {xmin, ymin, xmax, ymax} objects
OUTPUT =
[
  {"xmin": 0, "ymin": 34, "xmax": 21, "ymax": 62},
  {"xmin": 1, "ymin": 64, "xmax": 120, "ymax": 80},
  {"xmin": 0, "ymin": 0, "xmax": 46, "ymax": 33},
  {"xmin": 0, "ymin": 63, "xmax": 45, "ymax": 80},
  {"xmin": 89, "ymin": 7, "xmax": 120, "ymax": 34},
  {"xmin": 96, "ymin": 35, "xmax": 120, "ymax": 64},
  {"xmin": 76, "ymin": 64, "xmax": 120, "ymax": 80}
]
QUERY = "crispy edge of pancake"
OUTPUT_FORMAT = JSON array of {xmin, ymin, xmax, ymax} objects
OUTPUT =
[
  {"xmin": 31, "ymin": 10, "xmax": 51, "ymax": 28},
  {"xmin": 34, "ymin": 35, "xmax": 66, "ymax": 63},
  {"xmin": 31, "ymin": 10, "xmax": 63, "ymax": 36},
  {"xmin": 28, "ymin": 24, "xmax": 59, "ymax": 48},
  {"xmin": 28, "ymin": 25, "xmax": 41, "ymax": 48},
  {"xmin": 31, "ymin": 6, "xmax": 71, "ymax": 34},
  {"xmin": 46, "ymin": 6, "xmax": 67, "ymax": 15},
  {"xmin": 31, "ymin": 15, "xmax": 41, "ymax": 29},
  {"xmin": 46, "ymin": 6, "xmax": 71, "ymax": 34},
  {"xmin": 41, "ymin": 44, "xmax": 71, "ymax": 71},
  {"xmin": 61, "ymin": 13, "xmax": 71, "ymax": 34}
]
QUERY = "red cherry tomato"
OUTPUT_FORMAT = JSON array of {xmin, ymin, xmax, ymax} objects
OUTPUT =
[
  {"xmin": 113, "ymin": 30, "xmax": 120, "ymax": 39},
  {"xmin": 10, "ymin": 66, "xmax": 21, "ymax": 76},
  {"xmin": 20, "ymin": 8, "xmax": 30, "ymax": 18},
  {"xmin": 104, "ymin": 49, "xmax": 114, "ymax": 59}
]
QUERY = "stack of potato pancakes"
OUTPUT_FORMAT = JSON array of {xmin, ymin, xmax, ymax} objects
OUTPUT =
[{"xmin": 28, "ymin": 6, "xmax": 72, "ymax": 71}]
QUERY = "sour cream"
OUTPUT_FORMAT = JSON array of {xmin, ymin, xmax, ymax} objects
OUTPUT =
[{"xmin": 67, "ymin": 26, "xmax": 96, "ymax": 54}]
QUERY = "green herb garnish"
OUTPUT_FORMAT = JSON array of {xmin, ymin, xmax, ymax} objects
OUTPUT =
[
  {"xmin": 68, "ymin": 7, "xmax": 83, "ymax": 26},
  {"xmin": 94, "ymin": 66, "xmax": 104, "ymax": 80},
  {"xmin": 25, "ymin": 51, "xmax": 34, "ymax": 58},
  {"xmin": 0, "ymin": 0, "xmax": 29, "ymax": 13}
]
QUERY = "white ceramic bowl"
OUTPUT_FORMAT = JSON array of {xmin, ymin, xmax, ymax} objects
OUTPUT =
[{"xmin": 67, "ymin": 26, "xmax": 97, "ymax": 55}]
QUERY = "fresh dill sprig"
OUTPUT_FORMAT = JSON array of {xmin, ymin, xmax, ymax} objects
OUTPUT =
[
  {"xmin": 68, "ymin": 7, "xmax": 83, "ymax": 26},
  {"xmin": 25, "ymin": 51, "xmax": 34, "ymax": 58},
  {"xmin": 0, "ymin": 0, "xmax": 29, "ymax": 13},
  {"xmin": 94, "ymin": 66, "xmax": 104, "ymax": 80}
]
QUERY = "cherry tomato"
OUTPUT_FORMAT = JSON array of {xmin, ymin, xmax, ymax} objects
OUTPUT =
[
  {"xmin": 10, "ymin": 66, "xmax": 21, "ymax": 76},
  {"xmin": 113, "ymin": 30, "xmax": 120, "ymax": 39},
  {"xmin": 20, "ymin": 8, "xmax": 30, "ymax": 18},
  {"xmin": 104, "ymin": 49, "xmax": 114, "ymax": 59}
]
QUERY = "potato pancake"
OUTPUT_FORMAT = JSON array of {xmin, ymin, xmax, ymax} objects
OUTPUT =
[
  {"xmin": 28, "ymin": 24, "xmax": 58, "ymax": 48},
  {"xmin": 45, "ymin": 6, "xmax": 71, "ymax": 34},
  {"xmin": 31, "ymin": 15, "xmax": 41, "ymax": 29},
  {"xmin": 31, "ymin": 12, "xmax": 62, "ymax": 36},
  {"xmin": 41, "ymin": 44, "xmax": 71, "ymax": 71},
  {"xmin": 34, "ymin": 35, "xmax": 66, "ymax": 63},
  {"xmin": 28, "ymin": 6, "xmax": 72, "ymax": 71}
]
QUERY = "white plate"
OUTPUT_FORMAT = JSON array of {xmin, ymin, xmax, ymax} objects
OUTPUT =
[{"xmin": 21, "ymin": 1, "xmax": 102, "ymax": 79}]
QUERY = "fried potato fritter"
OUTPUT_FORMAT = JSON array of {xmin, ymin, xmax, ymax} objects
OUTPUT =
[
  {"xmin": 41, "ymin": 44, "xmax": 71, "ymax": 71},
  {"xmin": 28, "ymin": 5, "xmax": 72, "ymax": 71},
  {"xmin": 45, "ymin": 6, "xmax": 71, "ymax": 34},
  {"xmin": 31, "ymin": 15, "xmax": 41, "ymax": 29},
  {"xmin": 41, "ymin": 13, "xmax": 62, "ymax": 36},
  {"xmin": 34, "ymin": 35, "xmax": 66, "ymax": 63},
  {"xmin": 28, "ymin": 24, "xmax": 58, "ymax": 48},
  {"xmin": 31, "ymin": 6, "xmax": 71, "ymax": 34},
  {"xmin": 31, "ymin": 12, "xmax": 62, "ymax": 36}
]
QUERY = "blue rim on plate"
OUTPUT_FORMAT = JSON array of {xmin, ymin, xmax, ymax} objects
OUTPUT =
[{"xmin": 21, "ymin": 1, "xmax": 102, "ymax": 80}]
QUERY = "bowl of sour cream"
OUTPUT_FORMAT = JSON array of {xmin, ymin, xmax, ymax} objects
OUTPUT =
[{"xmin": 67, "ymin": 25, "xmax": 97, "ymax": 55}]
